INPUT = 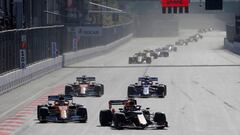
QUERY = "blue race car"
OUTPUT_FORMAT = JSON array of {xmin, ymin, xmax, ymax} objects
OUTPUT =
[{"xmin": 128, "ymin": 76, "xmax": 167, "ymax": 98}]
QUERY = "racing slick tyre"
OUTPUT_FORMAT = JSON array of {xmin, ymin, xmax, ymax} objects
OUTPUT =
[
  {"xmin": 157, "ymin": 85, "xmax": 166, "ymax": 98},
  {"xmin": 173, "ymin": 47, "xmax": 177, "ymax": 52},
  {"xmin": 100, "ymin": 84, "xmax": 104, "ymax": 95},
  {"xmin": 95, "ymin": 85, "xmax": 103, "ymax": 97},
  {"xmin": 37, "ymin": 105, "xmax": 44, "ymax": 120},
  {"xmin": 127, "ymin": 86, "xmax": 135, "ymax": 98},
  {"xmin": 113, "ymin": 113, "xmax": 125, "ymax": 130},
  {"xmin": 129, "ymin": 57, "xmax": 133, "ymax": 64},
  {"xmin": 154, "ymin": 112, "xmax": 168, "ymax": 129},
  {"xmin": 65, "ymin": 85, "xmax": 74, "ymax": 96},
  {"xmin": 164, "ymin": 52, "xmax": 169, "ymax": 57},
  {"xmin": 152, "ymin": 54, "xmax": 158, "ymax": 59},
  {"xmin": 163, "ymin": 85, "xmax": 167, "ymax": 96},
  {"xmin": 99, "ymin": 110, "xmax": 113, "ymax": 126},
  {"xmin": 146, "ymin": 57, "xmax": 151, "ymax": 64},
  {"xmin": 77, "ymin": 107, "xmax": 88, "ymax": 123},
  {"xmin": 38, "ymin": 107, "xmax": 49, "ymax": 123}
]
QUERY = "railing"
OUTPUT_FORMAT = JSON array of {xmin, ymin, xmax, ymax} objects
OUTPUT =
[
  {"xmin": 0, "ymin": 23, "xmax": 132, "ymax": 74},
  {"xmin": 226, "ymin": 24, "xmax": 236, "ymax": 43},
  {"xmin": 0, "ymin": 25, "xmax": 64, "ymax": 74}
]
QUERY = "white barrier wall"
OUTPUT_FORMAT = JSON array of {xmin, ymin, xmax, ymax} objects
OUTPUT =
[
  {"xmin": 0, "ymin": 57, "xmax": 62, "ymax": 95},
  {"xmin": 0, "ymin": 34, "xmax": 132, "ymax": 95},
  {"xmin": 63, "ymin": 34, "xmax": 133, "ymax": 66}
]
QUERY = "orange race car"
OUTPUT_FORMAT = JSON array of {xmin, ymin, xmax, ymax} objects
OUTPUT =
[
  {"xmin": 65, "ymin": 75, "xmax": 104, "ymax": 97},
  {"xmin": 37, "ymin": 95, "xmax": 88, "ymax": 123}
]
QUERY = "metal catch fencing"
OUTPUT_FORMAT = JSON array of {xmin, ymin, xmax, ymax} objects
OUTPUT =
[{"xmin": 0, "ymin": 23, "xmax": 132, "ymax": 74}]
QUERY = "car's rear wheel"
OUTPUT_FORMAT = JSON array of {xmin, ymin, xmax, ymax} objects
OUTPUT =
[
  {"xmin": 146, "ymin": 57, "xmax": 151, "ymax": 64},
  {"xmin": 164, "ymin": 52, "xmax": 169, "ymax": 57},
  {"xmin": 153, "ymin": 112, "xmax": 167, "ymax": 129},
  {"xmin": 113, "ymin": 113, "xmax": 125, "ymax": 130},
  {"xmin": 129, "ymin": 57, "xmax": 132, "ymax": 64},
  {"xmin": 127, "ymin": 86, "xmax": 135, "ymax": 98},
  {"xmin": 94, "ymin": 85, "xmax": 102, "ymax": 97},
  {"xmin": 100, "ymin": 84, "xmax": 104, "ymax": 95},
  {"xmin": 77, "ymin": 107, "xmax": 88, "ymax": 123},
  {"xmin": 173, "ymin": 47, "xmax": 177, "ymax": 52},
  {"xmin": 157, "ymin": 85, "xmax": 166, "ymax": 98},
  {"xmin": 99, "ymin": 110, "xmax": 113, "ymax": 126},
  {"xmin": 65, "ymin": 85, "xmax": 74, "ymax": 96}
]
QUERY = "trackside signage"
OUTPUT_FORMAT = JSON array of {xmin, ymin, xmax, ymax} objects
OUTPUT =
[
  {"xmin": 161, "ymin": 0, "xmax": 189, "ymax": 7},
  {"xmin": 19, "ymin": 49, "xmax": 27, "ymax": 69},
  {"xmin": 68, "ymin": 27, "xmax": 102, "ymax": 37}
]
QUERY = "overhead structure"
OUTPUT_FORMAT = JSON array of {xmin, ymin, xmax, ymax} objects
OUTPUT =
[
  {"xmin": 161, "ymin": 0, "xmax": 189, "ymax": 14},
  {"xmin": 205, "ymin": 0, "xmax": 223, "ymax": 10}
]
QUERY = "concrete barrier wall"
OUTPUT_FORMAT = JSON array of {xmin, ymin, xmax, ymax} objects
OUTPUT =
[
  {"xmin": 224, "ymin": 38, "xmax": 240, "ymax": 55},
  {"xmin": 0, "ymin": 34, "xmax": 132, "ymax": 95},
  {"xmin": 63, "ymin": 34, "xmax": 133, "ymax": 66},
  {"xmin": 0, "ymin": 57, "xmax": 62, "ymax": 95}
]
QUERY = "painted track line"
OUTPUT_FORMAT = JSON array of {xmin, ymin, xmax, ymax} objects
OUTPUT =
[{"xmin": 0, "ymin": 84, "xmax": 64, "ymax": 135}]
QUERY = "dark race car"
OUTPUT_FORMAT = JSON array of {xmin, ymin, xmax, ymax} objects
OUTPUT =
[
  {"xmin": 154, "ymin": 48, "xmax": 169, "ymax": 57},
  {"xmin": 99, "ymin": 99, "xmax": 168, "ymax": 130},
  {"xmin": 208, "ymin": 27, "xmax": 214, "ymax": 31},
  {"xmin": 143, "ymin": 49, "xmax": 158, "ymax": 59},
  {"xmin": 162, "ymin": 44, "xmax": 177, "ymax": 52},
  {"xmin": 37, "ymin": 95, "xmax": 88, "ymax": 123},
  {"xmin": 129, "ymin": 52, "xmax": 152, "ymax": 64},
  {"xmin": 194, "ymin": 33, "xmax": 203, "ymax": 39},
  {"xmin": 65, "ymin": 76, "xmax": 104, "ymax": 97},
  {"xmin": 187, "ymin": 34, "xmax": 203, "ymax": 43},
  {"xmin": 175, "ymin": 39, "xmax": 188, "ymax": 46},
  {"xmin": 128, "ymin": 76, "xmax": 167, "ymax": 98},
  {"xmin": 198, "ymin": 28, "xmax": 208, "ymax": 34},
  {"xmin": 187, "ymin": 36, "xmax": 197, "ymax": 42}
]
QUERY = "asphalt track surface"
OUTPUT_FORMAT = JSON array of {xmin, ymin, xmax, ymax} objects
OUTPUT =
[{"xmin": 0, "ymin": 30, "xmax": 240, "ymax": 135}]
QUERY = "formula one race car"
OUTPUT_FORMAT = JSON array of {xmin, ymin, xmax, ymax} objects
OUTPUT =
[
  {"xmin": 65, "ymin": 76, "xmax": 104, "ymax": 97},
  {"xmin": 175, "ymin": 39, "xmax": 188, "ymax": 46},
  {"xmin": 208, "ymin": 27, "xmax": 214, "ymax": 31},
  {"xmin": 162, "ymin": 44, "xmax": 177, "ymax": 52},
  {"xmin": 198, "ymin": 28, "xmax": 208, "ymax": 34},
  {"xmin": 143, "ymin": 49, "xmax": 158, "ymax": 59},
  {"xmin": 194, "ymin": 33, "xmax": 203, "ymax": 39},
  {"xmin": 129, "ymin": 52, "xmax": 152, "ymax": 64},
  {"xmin": 154, "ymin": 48, "xmax": 169, "ymax": 57},
  {"xmin": 99, "ymin": 99, "xmax": 168, "ymax": 130},
  {"xmin": 187, "ymin": 36, "xmax": 198, "ymax": 42},
  {"xmin": 37, "ymin": 95, "xmax": 88, "ymax": 123},
  {"xmin": 128, "ymin": 76, "xmax": 167, "ymax": 98},
  {"xmin": 198, "ymin": 27, "xmax": 214, "ymax": 33}
]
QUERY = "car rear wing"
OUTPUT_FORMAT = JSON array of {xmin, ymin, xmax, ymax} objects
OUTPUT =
[
  {"xmin": 48, "ymin": 95, "xmax": 73, "ymax": 101},
  {"xmin": 76, "ymin": 76, "xmax": 96, "ymax": 82},
  {"xmin": 108, "ymin": 99, "xmax": 137, "ymax": 109},
  {"xmin": 138, "ymin": 77, "xmax": 158, "ymax": 82}
]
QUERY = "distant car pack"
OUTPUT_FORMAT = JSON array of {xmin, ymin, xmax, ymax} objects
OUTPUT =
[{"xmin": 129, "ymin": 52, "xmax": 152, "ymax": 64}]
